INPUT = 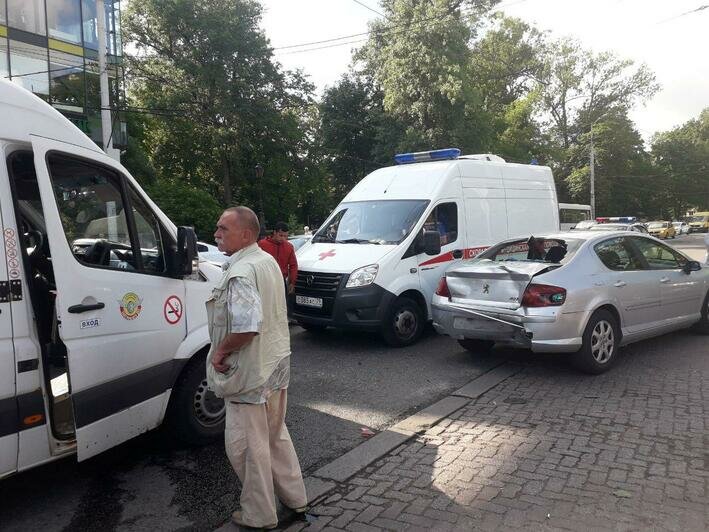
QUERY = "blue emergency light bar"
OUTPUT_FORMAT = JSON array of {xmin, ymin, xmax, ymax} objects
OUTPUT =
[{"xmin": 394, "ymin": 148, "xmax": 461, "ymax": 164}]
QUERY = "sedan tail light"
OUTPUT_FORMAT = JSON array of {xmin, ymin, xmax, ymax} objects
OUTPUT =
[
  {"xmin": 435, "ymin": 277, "xmax": 451, "ymax": 298},
  {"xmin": 521, "ymin": 283, "xmax": 567, "ymax": 307}
]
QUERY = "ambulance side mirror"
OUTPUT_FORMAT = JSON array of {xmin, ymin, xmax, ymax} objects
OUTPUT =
[
  {"xmin": 173, "ymin": 226, "xmax": 197, "ymax": 277},
  {"xmin": 423, "ymin": 230, "xmax": 441, "ymax": 256}
]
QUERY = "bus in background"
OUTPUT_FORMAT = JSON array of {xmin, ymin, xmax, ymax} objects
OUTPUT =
[{"xmin": 559, "ymin": 203, "xmax": 592, "ymax": 231}]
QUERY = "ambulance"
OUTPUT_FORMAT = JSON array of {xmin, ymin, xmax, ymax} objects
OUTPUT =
[
  {"xmin": 293, "ymin": 149, "xmax": 560, "ymax": 346},
  {"xmin": 0, "ymin": 80, "xmax": 224, "ymax": 478}
]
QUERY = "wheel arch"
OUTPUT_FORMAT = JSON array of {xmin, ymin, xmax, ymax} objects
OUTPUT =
[
  {"xmin": 398, "ymin": 289, "xmax": 428, "ymax": 319},
  {"xmin": 587, "ymin": 303, "xmax": 623, "ymax": 342}
]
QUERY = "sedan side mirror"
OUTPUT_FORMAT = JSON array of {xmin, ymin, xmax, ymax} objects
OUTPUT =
[
  {"xmin": 423, "ymin": 230, "xmax": 441, "ymax": 256},
  {"xmin": 682, "ymin": 260, "xmax": 701, "ymax": 274},
  {"xmin": 172, "ymin": 226, "xmax": 198, "ymax": 277}
]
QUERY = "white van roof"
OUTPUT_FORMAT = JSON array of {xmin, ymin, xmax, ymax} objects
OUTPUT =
[
  {"xmin": 0, "ymin": 79, "xmax": 101, "ymax": 152},
  {"xmin": 343, "ymin": 160, "xmax": 458, "ymax": 202},
  {"xmin": 342, "ymin": 155, "xmax": 552, "ymax": 202}
]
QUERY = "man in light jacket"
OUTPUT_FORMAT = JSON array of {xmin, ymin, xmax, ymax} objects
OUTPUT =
[{"xmin": 207, "ymin": 206, "xmax": 307, "ymax": 529}]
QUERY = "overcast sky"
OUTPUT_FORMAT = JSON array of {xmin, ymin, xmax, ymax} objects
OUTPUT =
[{"xmin": 261, "ymin": 0, "xmax": 709, "ymax": 143}]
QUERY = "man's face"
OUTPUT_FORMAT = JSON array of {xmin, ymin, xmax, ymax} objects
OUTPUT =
[
  {"xmin": 272, "ymin": 229, "xmax": 289, "ymax": 244},
  {"xmin": 214, "ymin": 212, "xmax": 252, "ymax": 255}
]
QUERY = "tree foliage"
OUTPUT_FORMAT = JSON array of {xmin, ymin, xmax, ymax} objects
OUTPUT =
[
  {"xmin": 123, "ymin": 0, "xmax": 323, "ymax": 229},
  {"xmin": 122, "ymin": 0, "xmax": 702, "ymax": 226}
]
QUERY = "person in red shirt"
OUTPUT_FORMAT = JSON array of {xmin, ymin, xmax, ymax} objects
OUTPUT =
[{"xmin": 258, "ymin": 221, "xmax": 298, "ymax": 295}]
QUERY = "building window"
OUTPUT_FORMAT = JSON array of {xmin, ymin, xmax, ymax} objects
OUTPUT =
[
  {"xmin": 0, "ymin": 38, "xmax": 8, "ymax": 79},
  {"xmin": 8, "ymin": 0, "xmax": 47, "ymax": 36},
  {"xmin": 48, "ymin": 0, "xmax": 82, "ymax": 44},
  {"xmin": 81, "ymin": 0, "xmax": 98, "ymax": 50},
  {"xmin": 9, "ymin": 40, "xmax": 49, "ymax": 99},
  {"xmin": 112, "ymin": 1, "xmax": 121, "ymax": 56},
  {"xmin": 50, "ymin": 50, "xmax": 84, "ymax": 111}
]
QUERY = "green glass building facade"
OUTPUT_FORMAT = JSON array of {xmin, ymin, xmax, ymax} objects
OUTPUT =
[{"xmin": 0, "ymin": 0, "xmax": 126, "ymax": 150}]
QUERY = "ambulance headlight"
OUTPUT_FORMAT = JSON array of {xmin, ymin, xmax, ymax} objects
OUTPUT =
[{"xmin": 346, "ymin": 264, "xmax": 379, "ymax": 288}]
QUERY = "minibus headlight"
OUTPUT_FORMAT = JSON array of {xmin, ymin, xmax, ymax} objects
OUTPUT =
[{"xmin": 346, "ymin": 264, "xmax": 379, "ymax": 288}]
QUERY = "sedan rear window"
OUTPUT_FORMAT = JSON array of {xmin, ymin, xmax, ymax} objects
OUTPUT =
[{"xmin": 475, "ymin": 237, "xmax": 582, "ymax": 265}]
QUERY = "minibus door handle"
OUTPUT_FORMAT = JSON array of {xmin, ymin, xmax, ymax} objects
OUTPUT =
[{"xmin": 68, "ymin": 302, "xmax": 105, "ymax": 314}]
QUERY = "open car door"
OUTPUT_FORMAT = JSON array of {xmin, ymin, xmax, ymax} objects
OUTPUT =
[{"xmin": 31, "ymin": 136, "xmax": 187, "ymax": 459}]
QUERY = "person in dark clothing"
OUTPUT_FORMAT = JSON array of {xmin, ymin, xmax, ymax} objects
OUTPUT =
[
  {"xmin": 527, "ymin": 236, "xmax": 546, "ymax": 260},
  {"xmin": 258, "ymin": 222, "xmax": 298, "ymax": 295}
]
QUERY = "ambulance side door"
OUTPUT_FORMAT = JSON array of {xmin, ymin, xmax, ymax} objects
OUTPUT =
[{"xmin": 31, "ymin": 136, "xmax": 187, "ymax": 460}]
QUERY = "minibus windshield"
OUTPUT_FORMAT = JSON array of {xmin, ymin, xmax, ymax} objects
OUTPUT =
[{"xmin": 313, "ymin": 200, "xmax": 429, "ymax": 245}]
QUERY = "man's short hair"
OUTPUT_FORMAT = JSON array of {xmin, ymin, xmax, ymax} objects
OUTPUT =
[
  {"xmin": 274, "ymin": 221, "xmax": 289, "ymax": 233},
  {"xmin": 224, "ymin": 206, "xmax": 260, "ymax": 238}
]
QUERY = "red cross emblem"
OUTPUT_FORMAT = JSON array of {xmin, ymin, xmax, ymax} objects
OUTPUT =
[{"xmin": 318, "ymin": 249, "xmax": 336, "ymax": 261}]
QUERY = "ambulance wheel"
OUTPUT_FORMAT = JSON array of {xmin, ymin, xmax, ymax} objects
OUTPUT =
[
  {"xmin": 166, "ymin": 353, "xmax": 225, "ymax": 445},
  {"xmin": 381, "ymin": 296, "xmax": 424, "ymax": 347}
]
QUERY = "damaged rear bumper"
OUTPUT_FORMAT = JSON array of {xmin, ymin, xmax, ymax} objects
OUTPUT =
[{"xmin": 432, "ymin": 300, "xmax": 584, "ymax": 353}]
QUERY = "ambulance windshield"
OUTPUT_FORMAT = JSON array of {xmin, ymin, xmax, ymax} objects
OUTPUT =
[{"xmin": 313, "ymin": 200, "xmax": 429, "ymax": 245}]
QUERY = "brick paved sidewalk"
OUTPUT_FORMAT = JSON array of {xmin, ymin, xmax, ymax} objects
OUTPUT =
[{"xmin": 293, "ymin": 332, "xmax": 709, "ymax": 531}]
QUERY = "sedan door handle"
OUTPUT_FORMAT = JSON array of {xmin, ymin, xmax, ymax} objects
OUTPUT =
[
  {"xmin": 660, "ymin": 277, "xmax": 671, "ymax": 284},
  {"xmin": 613, "ymin": 281, "xmax": 627, "ymax": 287},
  {"xmin": 68, "ymin": 302, "xmax": 105, "ymax": 314}
]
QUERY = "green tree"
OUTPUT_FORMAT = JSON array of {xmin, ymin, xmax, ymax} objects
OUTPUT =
[
  {"xmin": 145, "ymin": 179, "xmax": 223, "ymax": 241},
  {"xmin": 564, "ymin": 109, "xmax": 655, "ymax": 216},
  {"xmin": 651, "ymin": 108, "xmax": 709, "ymax": 218},
  {"xmin": 357, "ymin": 0, "xmax": 498, "ymax": 151},
  {"xmin": 124, "ymin": 0, "xmax": 317, "ymax": 223}
]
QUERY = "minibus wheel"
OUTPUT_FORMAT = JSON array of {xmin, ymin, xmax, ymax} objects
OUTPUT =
[
  {"xmin": 381, "ymin": 296, "xmax": 424, "ymax": 347},
  {"xmin": 166, "ymin": 353, "xmax": 225, "ymax": 445}
]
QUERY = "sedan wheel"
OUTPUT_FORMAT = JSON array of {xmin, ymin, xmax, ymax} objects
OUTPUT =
[
  {"xmin": 571, "ymin": 309, "xmax": 620, "ymax": 374},
  {"xmin": 590, "ymin": 320, "xmax": 615, "ymax": 364}
]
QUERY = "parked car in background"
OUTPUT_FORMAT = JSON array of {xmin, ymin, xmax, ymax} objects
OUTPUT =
[
  {"xmin": 432, "ymin": 232, "xmax": 709, "ymax": 374},
  {"xmin": 197, "ymin": 241, "xmax": 227, "ymax": 266},
  {"xmin": 673, "ymin": 221, "xmax": 690, "ymax": 235},
  {"xmin": 646, "ymin": 221, "xmax": 676, "ymax": 239},
  {"xmin": 687, "ymin": 212, "xmax": 709, "ymax": 233},
  {"xmin": 588, "ymin": 223, "xmax": 647, "ymax": 233},
  {"xmin": 289, "ymin": 234, "xmax": 313, "ymax": 251}
]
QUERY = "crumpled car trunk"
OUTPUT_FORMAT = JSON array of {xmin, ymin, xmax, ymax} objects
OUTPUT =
[{"xmin": 445, "ymin": 260, "xmax": 558, "ymax": 310}]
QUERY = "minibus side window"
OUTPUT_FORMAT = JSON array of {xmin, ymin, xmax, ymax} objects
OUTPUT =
[
  {"xmin": 126, "ymin": 186, "xmax": 167, "ymax": 274},
  {"xmin": 47, "ymin": 154, "xmax": 166, "ymax": 274}
]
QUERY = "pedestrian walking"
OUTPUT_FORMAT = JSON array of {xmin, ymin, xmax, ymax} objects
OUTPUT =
[
  {"xmin": 258, "ymin": 221, "xmax": 298, "ymax": 297},
  {"xmin": 207, "ymin": 207, "xmax": 307, "ymax": 529}
]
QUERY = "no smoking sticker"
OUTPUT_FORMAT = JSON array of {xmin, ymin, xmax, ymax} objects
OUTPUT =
[{"xmin": 163, "ymin": 295, "xmax": 183, "ymax": 325}]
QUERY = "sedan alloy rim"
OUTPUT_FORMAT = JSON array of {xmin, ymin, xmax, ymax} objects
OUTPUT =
[{"xmin": 591, "ymin": 320, "xmax": 614, "ymax": 364}]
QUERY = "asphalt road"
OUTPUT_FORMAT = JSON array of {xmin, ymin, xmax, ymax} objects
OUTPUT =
[
  {"xmin": 0, "ymin": 233, "xmax": 705, "ymax": 531},
  {"xmin": 0, "ymin": 327, "xmax": 503, "ymax": 532}
]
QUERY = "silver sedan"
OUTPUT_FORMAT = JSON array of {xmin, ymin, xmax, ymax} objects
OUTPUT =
[{"xmin": 432, "ymin": 232, "xmax": 709, "ymax": 374}]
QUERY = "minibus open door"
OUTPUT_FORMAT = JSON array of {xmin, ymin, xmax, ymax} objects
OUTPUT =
[{"xmin": 31, "ymin": 136, "xmax": 187, "ymax": 460}]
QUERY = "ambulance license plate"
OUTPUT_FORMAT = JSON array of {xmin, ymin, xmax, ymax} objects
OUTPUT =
[{"xmin": 296, "ymin": 295, "xmax": 323, "ymax": 308}]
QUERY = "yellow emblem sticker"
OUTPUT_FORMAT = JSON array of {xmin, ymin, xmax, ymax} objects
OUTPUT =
[{"xmin": 119, "ymin": 292, "xmax": 143, "ymax": 320}]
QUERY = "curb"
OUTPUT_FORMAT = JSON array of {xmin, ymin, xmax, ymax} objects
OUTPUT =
[{"xmin": 304, "ymin": 361, "xmax": 524, "ymax": 505}]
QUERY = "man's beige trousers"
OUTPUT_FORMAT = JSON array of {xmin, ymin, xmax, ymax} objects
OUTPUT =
[{"xmin": 225, "ymin": 389, "xmax": 307, "ymax": 528}]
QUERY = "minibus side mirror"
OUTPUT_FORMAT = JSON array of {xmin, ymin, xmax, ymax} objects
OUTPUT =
[
  {"xmin": 423, "ymin": 230, "xmax": 441, "ymax": 256},
  {"xmin": 173, "ymin": 226, "xmax": 198, "ymax": 277}
]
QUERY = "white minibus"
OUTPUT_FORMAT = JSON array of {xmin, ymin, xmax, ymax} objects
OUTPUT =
[{"xmin": 0, "ymin": 80, "xmax": 223, "ymax": 478}]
